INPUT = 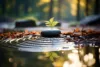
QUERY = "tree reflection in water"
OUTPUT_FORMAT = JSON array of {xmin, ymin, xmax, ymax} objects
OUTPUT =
[{"xmin": 0, "ymin": 47, "xmax": 99, "ymax": 67}]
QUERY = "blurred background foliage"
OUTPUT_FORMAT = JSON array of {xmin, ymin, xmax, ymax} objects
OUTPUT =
[{"xmin": 0, "ymin": 0, "xmax": 99, "ymax": 21}]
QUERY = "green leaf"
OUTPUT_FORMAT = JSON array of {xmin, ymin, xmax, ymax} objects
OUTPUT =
[
  {"xmin": 52, "ymin": 52, "xmax": 59, "ymax": 58},
  {"xmin": 45, "ymin": 17, "xmax": 58, "ymax": 27},
  {"xmin": 52, "ymin": 21, "xmax": 58, "ymax": 26},
  {"xmin": 49, "ymin": 17, "xmax": 54, "ymax": 23},
  {"xmin": 50, "ymin": 56, "xmax": 54, "ymax": 61}
]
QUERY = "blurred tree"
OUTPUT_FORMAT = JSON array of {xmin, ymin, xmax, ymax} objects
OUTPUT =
[
  {"xmin": 14, "ymin": 0, "xmax": 19, "ymax": 17},
  {"xmin": 85, "ymin": 0, "xmax": 89, "ymax": 16},
  {"xmin": 1, "ymin": 0, "xmax": 6, "ymax": 16},
  {"xmin": 49, "ymin": 0, "xmax": 53, "ymax": 19},
  {"xmin": 94, "ymin": 0, "xmax": 100, "ymax": 15},
  {"xmin": 0, "ymin": 0, "xmax": 98, "ymax": 21},
  {"xmin": 24, "ymin": 0, "xmax": 29, "ymax": 16},
  {"xmin": 57, "ymin": 0, "xmax": 63, "ymax": 20},
  {"xmin": 77, "ymin": 0, "xmax": 80, "ymax": 21}
]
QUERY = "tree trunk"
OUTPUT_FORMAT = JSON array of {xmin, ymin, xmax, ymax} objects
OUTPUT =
[
  {"xmin": 94, "ymin": 0, "xmax": 100, "ymax": 15},
  {"xmin": 14, "ymin": 0, "xmax": 19, "ymax": 17},
  {"xmin": 57, "ymin": 0, "xmax": 62, "ymax": 20},
  {"xmin": 49, "ymin": 0, "xmax": 53, "ymax": 19},
  {"xmin": 85, "ymin": 0, "xmax": 89, "ymax": 16},
  {"xmin": 2, "ymin": 0, "xmax": 6, "ymax": 16},
  {"xmin": 24, "ymin": 0, "xmax": 29, "ymax": 16},
  {"xmin": 77, "ymin": 0, "xmax": 80, "ymax": 21}
]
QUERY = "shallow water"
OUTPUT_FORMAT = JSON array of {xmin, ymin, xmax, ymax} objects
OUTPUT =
[{"xmin": 0, "ymin": 46, "xmax": 99, "ymax": 67}]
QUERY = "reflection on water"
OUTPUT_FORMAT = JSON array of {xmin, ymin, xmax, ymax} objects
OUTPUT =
[
  {"xmin": 17, "ymin": 42, "xmax": 76, "ymax": 52},
  {"xmin": 0, "ymin": 46, "xmax": 100, "ymax": 67}
]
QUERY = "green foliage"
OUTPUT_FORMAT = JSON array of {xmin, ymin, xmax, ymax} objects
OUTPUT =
[
  {"xmin": 45, "ymin": 17, "xmax": 58, "ymax": 27},
  {"xmin": 16, "ymin": 16, "xmax": 38, "ymax": 22},
  {"xmin": 45, "ymin": 52, "xmax": 59, "ymax": 61}
]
